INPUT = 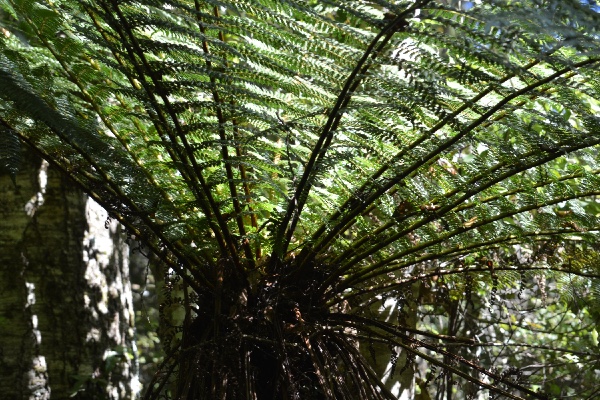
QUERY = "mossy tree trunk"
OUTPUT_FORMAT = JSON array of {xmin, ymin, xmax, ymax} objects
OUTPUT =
[{"xmin": 0, "ymin": 149, "xmax": 138, "ymax": 399}]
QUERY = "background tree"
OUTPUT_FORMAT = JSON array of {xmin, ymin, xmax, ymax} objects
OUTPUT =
[
  {"xmin": 0, "ymin": 146, "xmax": 139, "ymax": 399},
  {"xmin": 2, "ymin": 0, "xmax": 600, "ymax": 399}
]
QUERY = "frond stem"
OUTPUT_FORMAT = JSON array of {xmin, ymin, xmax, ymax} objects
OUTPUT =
[
  {"xmin": 307, "ymin": 58, "xmax": 599, "ymax": 274},
  {"xmin": 298, "ymin": 55, "xmax": 558, "ymax": 267},
  {"xmin": 270, "ymin": 1, "xmax": 429, "ymax": 267},
  {"xmin": 195, "ymin": 2, "xmax": 255, "ymax": 267},
  {"xmin": 329, "ymin": 313, "xmax": 545, "ymax": 399},
  {"xmin": 335, "ymin": 168, "xmax": 600, "ymax": 291},
  {"xmin": 100, "ymin": 1, "xmax": 244, "ymax": 273}
]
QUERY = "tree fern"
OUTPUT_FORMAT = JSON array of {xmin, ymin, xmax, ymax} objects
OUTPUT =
[{"xmin": 2, "ymin": 0, "xmax": 600, "ymax": 398}]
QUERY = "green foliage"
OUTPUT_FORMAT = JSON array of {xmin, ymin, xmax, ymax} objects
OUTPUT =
[
  {"xmin": 2, "ymin": 0, "xmax": 600, "ymax": 399},
  {"xmin": 0, "ymin": 124, "xmax": 19, "ymax": 184}
]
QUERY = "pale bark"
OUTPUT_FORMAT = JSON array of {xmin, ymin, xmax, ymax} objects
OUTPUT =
[
  {"xmin": 360, "ymin": 283, "xmax": 420, "ymax": 399},
  {"xmin": 0, "ymin": 150, "xmax": 138, "ymax": 399}
]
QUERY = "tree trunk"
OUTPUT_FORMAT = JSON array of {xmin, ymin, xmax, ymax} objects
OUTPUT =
[
  {"xmin": 0, "ymin": 150, "xmax": 138, "ymax": 399},
  {"xmin": 361, "ymin": 283, "xmax": 419, "ymax": 399}
]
